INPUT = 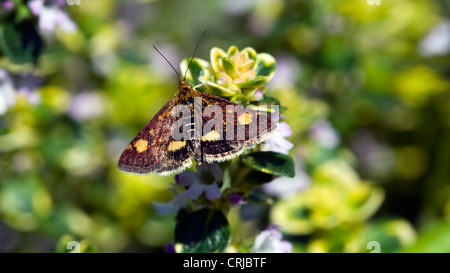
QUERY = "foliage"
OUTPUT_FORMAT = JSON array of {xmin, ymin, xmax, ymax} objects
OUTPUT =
[{"xmin": 0, "ymin": 0, "xmax": 449, "ymax": 253}]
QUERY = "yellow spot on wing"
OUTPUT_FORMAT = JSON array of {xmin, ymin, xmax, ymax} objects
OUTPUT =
[
  {"xmin": 238, "ymin": 112, "xmax": 253, "ymax": 125},
  {"xmin": 134, "ymin": 139, "xmax": 148, "ymax": 153},
  {"xmin": 202, "ymin": 130, "xmax": 221, "ymax": 141},
  {"xmin": 168, "ymin": 140, "xmax": 186, "ymax": 151},
  {"xmin": 126, "ymin": 144, "xmax": 132, "ymax": 150}
]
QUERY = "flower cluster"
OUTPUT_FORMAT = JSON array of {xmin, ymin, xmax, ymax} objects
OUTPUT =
[{"xmin": 28, "ymin": 0, "xmax": 77, "ymax": 33}]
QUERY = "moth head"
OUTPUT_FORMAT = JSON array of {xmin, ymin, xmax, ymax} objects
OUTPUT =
[{"xmin": 178, "ymin": 79, "xmax": 193, "ymax": 93}]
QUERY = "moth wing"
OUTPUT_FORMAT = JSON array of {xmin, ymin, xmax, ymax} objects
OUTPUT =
[
  {"xmin": 118, "ymin": 99, "xmax": 192, "ymax": 175},
  {"xmin": 198, "ymin": 91, "xmax": 276, "ymax": 163}
]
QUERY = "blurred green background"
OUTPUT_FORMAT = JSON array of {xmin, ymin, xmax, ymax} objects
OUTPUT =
[{"xmin": 0, "ymin": 0, "xmax": 449, "ymax": 253}]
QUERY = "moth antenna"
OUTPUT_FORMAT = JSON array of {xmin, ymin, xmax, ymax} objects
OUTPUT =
[
  {"xmin": 152, "ymin": 45, "xmax": 181, "ymax": 80},
  {"xmin": 184, "ymin": 30, "xmax": 207, "ymax": 80}
]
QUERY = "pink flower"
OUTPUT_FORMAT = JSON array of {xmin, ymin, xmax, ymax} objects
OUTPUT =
[{"xmin": 2, "ymin": 0, "xmax": 14, "ymax": 10}]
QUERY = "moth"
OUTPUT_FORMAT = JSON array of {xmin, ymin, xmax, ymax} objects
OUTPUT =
[{"xmin": 118, "ymin": 36, "xmax": 276, "ymax": 175}]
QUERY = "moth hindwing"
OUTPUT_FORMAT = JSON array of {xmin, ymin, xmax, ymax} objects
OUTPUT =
[{"xmin": 118, "ymin": 80, "xmax": 276, "ymax": 176}]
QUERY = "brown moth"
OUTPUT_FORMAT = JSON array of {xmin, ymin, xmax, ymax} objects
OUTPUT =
[{"xmin": 118, "ymin": 35, "xmax": 276, "ymax": 175}]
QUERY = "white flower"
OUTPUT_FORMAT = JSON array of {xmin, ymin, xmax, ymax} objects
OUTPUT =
[
  {"xmin": 152, "ymin": 191, "xmax": 189, "ymax": 215},
  {"xmin": 176, "ymin": 163, "xmax": 222, "ymax": 200},
  {"xmin": 0, "ymin": 70, "xmax": 16, "ymax": 115},
  {"xmin": 67, "ymin": 92, "xmax": 104, "ymax": 121},
  {"xmin": 261, "ymin": 113, "xmax": 294, "ymax": 155},
  {"xmin": 0, "ymin": 70, "xmax": 43, "ymax": 115},
  {"xmin": 418, "ymin": 21, "xmax": 450, "ymax": 57},
  {"xmin": 28, "ymin": 0, "xmax": 77, "ymax": 33},
  {"xmin": 152, "ymin": 164, "xmax": 223, "ymax": 215},
  {"xmin": 252, "ymin": 227, "xmax": 292, "ymax": 253},
  {"xmin": 309, "ymin": 120, "xmax": 340, "ymax": 149}
]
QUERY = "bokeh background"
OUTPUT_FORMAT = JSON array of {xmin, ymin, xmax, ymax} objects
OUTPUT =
[{"xmin": 1, "ymin": 0, "xmax": 449, "ymax": 253}]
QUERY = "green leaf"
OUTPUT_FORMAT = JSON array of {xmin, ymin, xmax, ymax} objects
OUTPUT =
[
  {"xmin": 260, "ymin": 95, "xmax": 281, "ymax": 106},
  {"xmin": 210, "ymin": 47, "xmax": 226, "ymax": 72},
  {"xmin": 243, "ymin": 169, "xmax": 274, "ymax": 185},
  {"xmin": 180, "ymin": 57, "xmax": 210, "ymax": 86},
  {"xmin": 230, "ymin": 93, "xmax": 248, "ymax": 104},
  {"xmin": 175, "ymin": 209, "xmax": 231, "ymax": 253},
  {"xmin": 204, "ymin": 81, "xmax": 238, "ymax": 97},
  {"xmin": 226, "ymin": 45, "xmax": 239, "ymax": 57},
  {"xmin": 243, "ymin": 151, "xmax": 295, "ymax": 178},
  {"xmin": 221, "ymin": 57, "xmax": 240, "ymax": 78},
  {"xmin": 0, "ymin": 20, "xmax": 43, "ymax": 64},
  {"xmin": 237, "ymin": 76, "xmax": 266, "ymax": 89},
  {"xmin": 403, "ymin": 220, "xmax": 450, "ymax": 253},
  {"xmin": 242, "ymin": 47, "xmax": 257, "ymax": 61},
  {"xmin": 255, "ymin": 53, "xmax": 276, "ymax": 80},
  {"xmin": 16, "ymin": 4, "xmax": 33, "ymax": 22}
]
